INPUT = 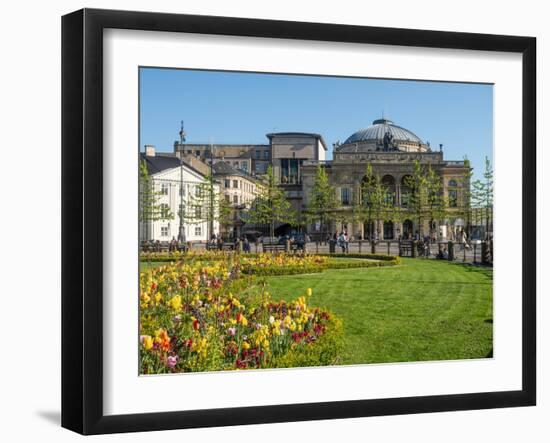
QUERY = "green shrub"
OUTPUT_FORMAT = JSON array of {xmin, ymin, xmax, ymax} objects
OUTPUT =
[
  {"xmin": 320, "ymin": 253, "xmax": 400, "ymax": 262},
  {"xmin": 326, "ymin": 258, "xmax": 400, "ymax": 269},
  {"xmin": 242, "ymin": 264, "xmax": 325, "ymax": 276}
]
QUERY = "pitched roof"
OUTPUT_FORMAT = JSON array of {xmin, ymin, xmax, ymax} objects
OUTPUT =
[
  {"xmin": 212, "ymin": 161, "xmax": 238, "ymax": 175},
  {"xmin": 140, "ymin": 153, "xmax": 181, "ymax": 175},
  {"xmin": 140, "ymin": 152, "xmax": 207, "ymax": 178},
  {"xmin": 213, "ymin": 161, "xmax": 259, "ymax": 182}
]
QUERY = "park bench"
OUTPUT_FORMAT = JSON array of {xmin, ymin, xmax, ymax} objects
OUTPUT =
[
  {"xmin": 206, "ymin": 242, "xmax": 235, "ymax": 251},
  {"xmin": 262, "ymin": 242, "xmax": 302, "ymax": 253},
  {"xmin": 262, "ymin": 243, "xmax": 287, "ymax": 253}
]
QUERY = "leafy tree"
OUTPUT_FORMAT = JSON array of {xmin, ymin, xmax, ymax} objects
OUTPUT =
[
  {"xmin": 471, "ymin": 156, "xmax": 493, "ymax": 239},
  {"xmin": 425, "ymin": 164, "xmax": 446, "ymax": 239},
  {"xmin": 217, "ymin": 194, "xmax": 235, "ymax": 238},
  {"xmin": 404, "ymin": 160, "xmax": 427, "ymax": 237},
  {"xmin": 304, "ymin": 165, "xmax": 338, "ymax": 239},
  {"xmin": 458, "ymin": 156, "xmax": 474, "ymax": 238},
  {"xmin": 246, "ymin": 165, "xmax": 295, "ymax": 238},
  {"xmin": 139, "ymin": 160, "xmax": 173, "ymax": 240},
  {"xmin": 356, "ymin": 164, "xmax": 393, "ymax": 249},
  {"xmin": 185, "ymin": 173, "xmax": 232, "ymax": 239}
]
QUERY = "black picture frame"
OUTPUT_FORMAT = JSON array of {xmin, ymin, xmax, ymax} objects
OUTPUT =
[{"xmin": 61, "ymin": 8, "xmax": 536, "ymax": 435}]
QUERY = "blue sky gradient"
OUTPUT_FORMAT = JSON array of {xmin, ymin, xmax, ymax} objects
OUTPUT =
[{"xmin": 140, "ymin": 67, "xmax": 493, "ymax": 181}]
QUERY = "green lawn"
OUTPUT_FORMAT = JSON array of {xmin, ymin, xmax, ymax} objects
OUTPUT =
[{"xmin": 264, "ymin": 258, "xmax": 493, "ymax": 365}]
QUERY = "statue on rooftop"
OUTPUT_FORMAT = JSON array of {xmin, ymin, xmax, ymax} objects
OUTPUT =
[{"xmin": 383, "ymin": 130, "xmax": 395, "ymax": 151}]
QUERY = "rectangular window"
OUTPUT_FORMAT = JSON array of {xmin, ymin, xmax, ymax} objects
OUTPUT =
[
  {"xmin": 255, "ymin": 162, "xmax": 267, "ymax": 174},
  {"xmin": 160, "ymin": 182, "xmax": 168, "ymax": 195},
  {"xmin": 225, "ymin": 194, "xmax": 230, "ymax": 203},
  {"xmin": 161, "ymin": 226, "xmax": 169, "ymax": 237},
  {"xmin": 233, "ymin": 195, "xmax": 239, "ymax": 204},
  {"xmin": 233, "ymin": 180, "xmax": 238, "ymax": 188},
  {"xmin": 195, "ymin": 150, "xmax": 201, "ymax": 156},
  {"xmin": 264, "ymin": 150, "xmax": 269, "ymax": 160},
  {"xmin": 255, "ymin": 150, "xmax": 261, "ymax": 159},
  {"xmin": 280, "ymin": 159, "xmax": 302, "ymax": 184},
  {"xmin": 341, "ymin": 188, "xmax": 350, "ymax": 205},
  {"xmin": 160, "ymin": 203, "xmax": 170, "ymax": 217},
  {"xmin": 448, "ymin": 190, "xmax": 458, "ymax": 207},
  {"xmin": 195, "ymin": 186, "xmax": 202, "ymax": 197},
  {"xmin": 195, "ymin": 206, "xmax": 201, "ymax": 218},
  {"xmin": 195, "ymin": 226, "xmax": 202, "ymax": 236},
  {"xmin": 179, "ymin": 186, "xmax": 185, "ymax": 196},
  {"xmin": 224, "ymin": 179, "xmax": 230, "ymax": 188},
  {"xmin": 241, "ymin": 161, "xmax": 247, "ymax": 172}
]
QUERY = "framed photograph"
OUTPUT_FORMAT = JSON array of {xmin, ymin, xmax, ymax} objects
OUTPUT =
[{"xmin": 62, "ymin": 8, "xmax": 536, "ymax": 435}]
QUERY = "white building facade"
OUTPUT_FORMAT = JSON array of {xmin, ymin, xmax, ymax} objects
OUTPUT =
[{"xmin": 140, "ymin": 148, "xmax": 219, "ymax": 243}]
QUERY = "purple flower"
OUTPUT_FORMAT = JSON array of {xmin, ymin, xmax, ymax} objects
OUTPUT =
[{"xmin": 167, "ymin": 355, "xmax": 178, "ymax": 368}]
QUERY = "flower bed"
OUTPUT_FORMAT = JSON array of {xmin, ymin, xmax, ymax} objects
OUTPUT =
[
  {"xmin": 140, "ymin": 249, "xmax": 232, "ymax": 263},
  {"xmin": 140, "ymin": 260, "xmax": 343, "ymax": 373},
  {"xmin": 141, "ymin": 251, "xmax": 401, "ymax": 274}
]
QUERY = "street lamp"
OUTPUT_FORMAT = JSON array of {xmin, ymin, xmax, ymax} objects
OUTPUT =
[
  {"xmin": 208, "ymin": 138, "xmax": 215, "ymax": 240},
  {"xmin": 177, "ymin": 121, "xmax": 186, "ymax": 246}
]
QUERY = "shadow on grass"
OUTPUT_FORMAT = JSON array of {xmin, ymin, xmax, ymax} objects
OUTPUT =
[
  {"xmin": 447, "ymin": 261, "xmax": 493, "ymax": 277},
  {"xmin": 278, "ymin": 275, "xmax": 492, "ymax": 286}
]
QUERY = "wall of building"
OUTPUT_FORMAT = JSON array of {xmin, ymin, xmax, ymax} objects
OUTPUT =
[
  {"xmin": 301, "ymin": 152, "xmax": 469, "ymax": 240},
  {"xmin": 140, "ymin": 166, "xmax": 219, "ymax": 242}
]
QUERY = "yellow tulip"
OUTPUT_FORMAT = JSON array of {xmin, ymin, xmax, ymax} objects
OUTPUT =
[
  {"xmin": 142, "ymin": 335, "xmax": 153, "ymax": 350},
  {"xmin": 167, "ymin": 295, "xmax": 182, "ymax": 311}
]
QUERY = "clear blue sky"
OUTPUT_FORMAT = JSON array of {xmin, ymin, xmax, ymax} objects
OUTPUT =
[{"xmin": 140, "ymin": 67, "xmax": 493, "ymax": 181}]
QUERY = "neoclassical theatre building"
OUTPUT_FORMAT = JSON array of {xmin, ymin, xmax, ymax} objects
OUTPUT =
[
  {"xmin": 171, "ymin": 117, "xmax": 470, "ymax": 240},
  {"xmin": 301, "ymin": 118, "xmax": 470, "ymax": 240}
]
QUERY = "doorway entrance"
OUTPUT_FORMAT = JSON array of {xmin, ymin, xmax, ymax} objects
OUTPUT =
[
  {"xmin": 403, "ymin": 219, "xmax": 413, "ymax": 239},
  {"xmin": 383, "ymin": 221, "xmax": 394, "ymax": 240}
]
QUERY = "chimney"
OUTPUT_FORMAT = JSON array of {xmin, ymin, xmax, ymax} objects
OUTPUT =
[{"xmin": 145, "ymin": 145, "xmax": 156, "ymax": 157}]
